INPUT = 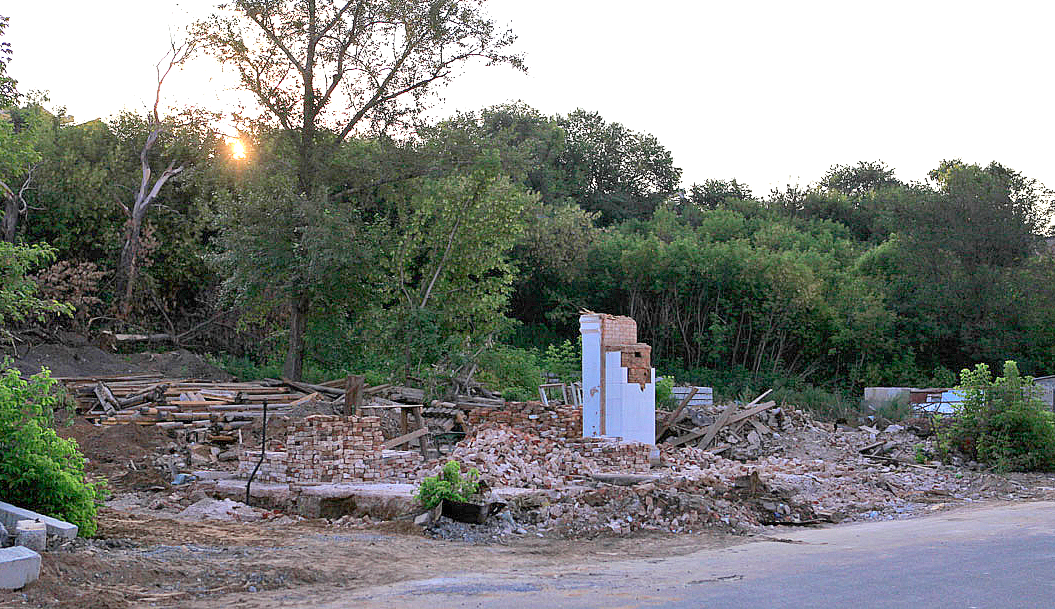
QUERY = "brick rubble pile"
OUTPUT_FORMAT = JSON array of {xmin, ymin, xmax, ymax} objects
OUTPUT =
[{"xmin": 468, "ymin": 402, "xmax": 582, "ymax": 440}]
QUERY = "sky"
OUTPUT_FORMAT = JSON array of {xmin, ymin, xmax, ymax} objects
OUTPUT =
[{"xmin": 6, "ymin": 0, "xmax": 1055, "ymax": 193}]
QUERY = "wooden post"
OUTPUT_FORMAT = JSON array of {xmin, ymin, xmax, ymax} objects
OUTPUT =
[
  {"xmin": 344, "ymin": 374, "xmax": 364, "ymax": 416},
  {"xmin": 412, "ymin": 405, "xmax": 429, "ymax": 458}
]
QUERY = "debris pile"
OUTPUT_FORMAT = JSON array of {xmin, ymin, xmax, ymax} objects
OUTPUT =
[
  {"xmin": 423, "ymin": 425, "xmax": 651, "ymax": 489},
  {"xmin": 467, "ymin": 401, "xmax": 582, "ymax": 440},
  {"xmin": 657, "ymin": 389, "xmax": 817, "ymax": 460}
]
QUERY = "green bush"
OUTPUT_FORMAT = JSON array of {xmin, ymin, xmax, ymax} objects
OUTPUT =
[
  {"xmin": 540, "ymin": 339, "xmax": 580, "ymax": 383},
  {"xmin": 656, "ymin": 376, "xmax": 677, "ymax": 410},
  {"xmin": 415, "ymin": 460, "xmax": 481, "ymax": 509},
  {"xmin": 0, "ymin": 365, "xmax": 104, "ymax": 536},
  {"xmin": 477, "ymin": 345, "xmax": 544, "ymax": 402},
  {"xmin": 940, "ymin": 361, "xmax": 1055, "ymax": 471}
]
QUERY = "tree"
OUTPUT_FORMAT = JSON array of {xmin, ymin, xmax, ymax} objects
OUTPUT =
[
  {"xmin": 0, "ymin": 16, "xmax": 37, "ymax": 241},
  {"xmin": 688, "ymin": 179, "xmax": 753, "ymax": 209},
  {"xmin": 0, "ymin": 15, "xmax": 17, "ymax": 108},
  {"xmin": 555, "ymin": 109, "xmax": 681, "ymax": 224},
  {"xmin": 380, "ymin": 152, "xmax": 533, "ymax": 376},
  {"xmin": 821, "ymin": 160, "xmax": 899, "ymax": 197},
  {"xmin": 116, "ymin": 42, "xmax": 199, "ymax": 317},
  {"xmin": 194, "ymin": 0, "xmax": 523, "ymax": 379}
]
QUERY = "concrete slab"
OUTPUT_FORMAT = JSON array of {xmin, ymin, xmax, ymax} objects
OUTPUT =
[
  {"xmin": 0, "ymin": 502, "xmax": 77, "ymax": 539},
  {"xmin": 297, "ymin": 483, "xmax": 420, "ymax": 520},
  {"xmin": 0, "ymin": 546, "xmax": 41, "ymax": 590},
  {"xmin": 213, "ymin": 480, "xmax": 292, "ymax": 512}
]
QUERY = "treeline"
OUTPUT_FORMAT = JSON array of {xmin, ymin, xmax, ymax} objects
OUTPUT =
[{"xmin": 1, "ymin": 7, "xmax": 1053, "ymax": 408}]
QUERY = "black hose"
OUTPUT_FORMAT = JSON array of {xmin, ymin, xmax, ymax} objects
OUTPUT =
[{"xmin": 245, "ymin": 401, "xmax": 267, "ymax": 505}]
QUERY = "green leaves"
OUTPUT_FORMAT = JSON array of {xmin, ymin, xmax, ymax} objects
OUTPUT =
[
  {"xmin": 415, "ymin": 460, "xmax": 481, "ymax": 509},
  {"xmin": 0, "ymin": 365, "xmax": 104, "ymax": 536},
  {"xmin": 941, "ymin": 361, "xmax": 1055, "ymax": 471}
]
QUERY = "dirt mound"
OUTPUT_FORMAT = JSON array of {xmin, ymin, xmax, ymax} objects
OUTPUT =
[
  {"xmin": 58, "ymin": 419, "xmax": 171, "ymax": 477},
  {"xmin": 124, "ymin": 349, "xmax": 234, "ymax": 381},
  {"xmin": 12, "ymin": 343, "xmax": 140, "ymax": 378}
]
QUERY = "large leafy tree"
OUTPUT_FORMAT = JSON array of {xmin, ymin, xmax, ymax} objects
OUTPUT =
[
  {"xmin": 0, "ymin": 15, "xmax": 17, "ymax": 108},
  {"xmin": 194, "ymin": 0, "xmax": 523, "ymax": 379},
  {"xmin": 556, "ymin": 109, "xmax": 681, "ymax": 224}
]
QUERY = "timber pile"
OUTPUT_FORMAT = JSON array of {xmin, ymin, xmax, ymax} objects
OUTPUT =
[
  {"xmin": 60, "ymin": 376, "xmax": 323, "ymax": 441},
  {"xmin": 657, "ymin": 389, "xmax": 806, "ymax": 459}
]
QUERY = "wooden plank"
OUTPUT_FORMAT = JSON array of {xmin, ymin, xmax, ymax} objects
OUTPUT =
[
  {"xmin": 361, "ymin": 403, "xmax": 425, "ymax": 409},
  {"xmin": 725, "ymin": 401, "xmax": 778, "ymax": 426},
  {"xmin": 282, "ymin": 379, "xmax": 344, "ymax": 397},
  {"xmin": 94, "ymin": 382, "xmax": 119, "ymax": 415},
  {"xmin": 289, "ymin": 392, "xmax": 320, "ymax": 407},
  {"xmin": 657, "ymin": 387, "xmax": 697, "ymax": 439},
  {"xmin": 382, "ymin": 427, "xmax": 428, "ymax": 449},
  {"xmin": 686, "ymin": 391, "xmax": 775, "ymax": 448}
]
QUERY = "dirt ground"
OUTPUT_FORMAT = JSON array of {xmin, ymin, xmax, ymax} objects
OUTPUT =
[{"xmin": 0, "ymin": 509, "xmax": 745, "ymax": 609}]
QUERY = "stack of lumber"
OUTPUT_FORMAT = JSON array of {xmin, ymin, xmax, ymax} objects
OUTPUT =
[{"xmin": 60, "ymin": 376, "xmax": 322, "ymax": 433}]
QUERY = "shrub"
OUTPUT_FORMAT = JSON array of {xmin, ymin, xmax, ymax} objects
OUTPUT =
[
  {"xmin": 415, "ymin": 460, "xmax": 481, "ymax": 509},
  {"xmin": 540, "ymin": 339, "xmax": 580, "ymax": 384},
  {"xmin": 656, "ymin": 376, "xmax": 677, "ymax": 410},
  {"xmin": 0, "ymin": 365, "xmax": 104, "ymax": 536},
  {"xmin": 477, "ymin": 345, "xmax": 544, "ymax": 402},
  {"xmin": 940, "ymin": 361, "xmax": 1055, "ymax": 471}
]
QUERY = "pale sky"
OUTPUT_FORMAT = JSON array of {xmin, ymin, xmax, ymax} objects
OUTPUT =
[{"xmin": 6, "ymin": 1, "xmax": 1054, "ymax": 193}]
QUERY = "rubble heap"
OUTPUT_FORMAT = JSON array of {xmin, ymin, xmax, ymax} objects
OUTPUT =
[
  {"xmin": 423, "ymin": 425, "xmax": 651, "ymax": 489},
  {"xmin": 468, "ymin": 401, "xmax": 582, "ymax": 440}
]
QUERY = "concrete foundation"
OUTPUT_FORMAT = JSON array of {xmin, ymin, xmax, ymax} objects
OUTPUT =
[
  {"xmin": 0, "ymin": 546, "xmax": 41, "ymax": 590},
  {"xmin": 0, "ymin": 501, "xmax": 77, "ymax": 540},
  {"xmin": 296, "ymin": 483, "xmax": 421, "ymax": 519}
]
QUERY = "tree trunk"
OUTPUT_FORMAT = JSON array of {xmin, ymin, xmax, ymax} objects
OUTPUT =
[
  {"xmin": 117, "ymin": 215, "xmax": 145, "ymax": 317},
  {"xmin": 2, "ymin": 191, "xmax": 17, "ymax": 242},
  {"xmin": 283, "ymin": 296, "xmax": 309, "ymax": 381}
]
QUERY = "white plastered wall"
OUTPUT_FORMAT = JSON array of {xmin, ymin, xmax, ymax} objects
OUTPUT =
[{"xmin": 580, "ymin": 313, "xmax": 656, "ymax": 445}]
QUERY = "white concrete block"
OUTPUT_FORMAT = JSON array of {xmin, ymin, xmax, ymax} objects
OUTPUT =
[
  {"xmin": 14, "ymin": 521, "xmax": 45, "ymax": 553},
  {"xmin": 0, "ymin": 546, "xmax": 41, "ymax": 590},
  {"xmin": 0, "ymin": 502, "xmax": 77, "ymax": 539}
]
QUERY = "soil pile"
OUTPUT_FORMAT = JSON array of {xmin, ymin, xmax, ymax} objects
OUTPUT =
[
  {"xmin": 124, "ymin": 349, "xmax": 234, "ymax": 381},
  {"xmin": 12, "ymin": 344, "xmax": 139, "ymax": 378}
]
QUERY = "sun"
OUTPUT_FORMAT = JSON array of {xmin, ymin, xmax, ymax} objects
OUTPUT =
[{"xmin": 230, "ymin": 138, "xmax": 247, "ymax": 160}]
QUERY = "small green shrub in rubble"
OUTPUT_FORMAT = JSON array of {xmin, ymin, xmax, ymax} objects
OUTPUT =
[
  {"xmin": 0, "ymin": 365, "xmax": 105, "ymax": 536},
  {"xmin": 940, "ymin": 361, "xmax": 1055, "ymax": 471},
  {"xmin": 415, "ymin": 460, "xmax": 481, "ymax": 509}
]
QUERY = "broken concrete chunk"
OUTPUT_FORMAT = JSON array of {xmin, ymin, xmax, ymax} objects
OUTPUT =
[{"xmin": 14, "ymin": 521, "xmax": 45, "ymax": 553}]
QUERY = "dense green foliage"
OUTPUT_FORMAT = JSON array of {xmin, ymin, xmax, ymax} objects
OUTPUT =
[
  {"xmin": 415, "ymin": 460, "xmax": 481, "ymax": 509},
  {"xmin": 2, "ymin": 9, "xmax": 1055, "ymax": 417},
  {"xmin": 940, "ymin": 361, "xmax": 1055, "ymax": 471},
  {"xmin": 0, "ymin": 366, "xmax": 104, "ymax": 535}
]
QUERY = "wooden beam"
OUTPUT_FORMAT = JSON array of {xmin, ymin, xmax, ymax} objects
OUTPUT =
[
  {"xmin": 657, "ymin": 386, "xmax": 697, "ymax": 439},
  {"xmin": 382, "ymin": 427, "xmax": 428, "ymax": 449},
  {"xmin": 725, "ymin": 400, "xmax": 777, "ymax": 426}
]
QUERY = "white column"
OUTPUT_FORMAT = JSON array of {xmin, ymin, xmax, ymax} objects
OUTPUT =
[{"xmin": 579, "ymin": 314, "xmax": 602, "ymax": 437}]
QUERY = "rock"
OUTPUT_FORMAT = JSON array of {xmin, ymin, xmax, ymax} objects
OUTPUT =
[
  {"xmin": 884, "ymin": 424, "xmax": 905, "ymax": 434},
  {"xmin": 188, "ymin": 443, "xmax": 213, "ymax": 466}
]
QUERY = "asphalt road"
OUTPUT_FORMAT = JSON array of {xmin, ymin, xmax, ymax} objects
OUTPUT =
[{"xmin": 336, "ymin": 501, "xmax": 1055, "ymax": 609}]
